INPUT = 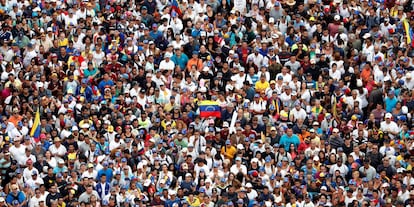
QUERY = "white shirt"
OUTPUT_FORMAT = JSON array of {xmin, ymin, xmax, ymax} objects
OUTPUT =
[
  {"xmin": 9, "ymin": 126, "xmax": 29, "ymax": 140},
  {"xmin": 329, "ymin": 69, "xmax": 341, "ymax": 81},
  {"xmin": 246, "ymin": 189, "xmax": 259, "ymax": 200},
  {"xmin": 362, "ymin": 43, "xmax": 375, "ymax": 62},
  {"xmin": 159, "ymin": 59, "xmax": 175, "ymax": 71},
  {"xmin": 109, "ymin": 140, "xmax": 125, "ymax": 151},
  {"xmin": 290, "ymin": 108, "xmax": 307, "ymax": 121},
  {"xmin": 380, "ymin": 121, "xmax": 399, "ymax": 139},
  {"xmin": 9, "ymin": 144, "xmax": 26, "ymax": 165},
  {"xmin": 26, "ymin": 176, "xmax": 44, "ymax": 190},
  {"xmin": 247, "ymin": 53, "xmax": 264, "ymax": 68},
  {"xmin": 276, "ymin": 73, "xmax": 292, "ymax": 84},
  {"xmin": 230, "ymin": 164, "xmax": 247, "ymax": 175},
  {"xmin": 23, "ymin": 167, "xmax": 39, "ymax": 182},
  {"xmin": 379, "ymin": 145, "xmax": 396, "ymax": 157},
  {"xmin": 329, "ymin": 164, "xmax": 349, "ymax": 178},
  {"xmin": 29, "ymin": 196, "xmax": 45, "ymax": 207},
  {"xmin": 232, "ymin": 74, "xmax": 252, "ymax": 90},
  {"xmin": 48, "ymin": 144, "xmax": 67, "ymax": 157},
  {"xmin": 82, "ymin": 170, "xmax": 98, "ymax": 179}
]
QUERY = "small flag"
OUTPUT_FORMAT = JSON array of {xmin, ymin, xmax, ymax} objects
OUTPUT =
[
  {"xmin": 403, "ymin": 19, "xmax": 412, "ymax": 46},
  {"xmin": 199, "ymin": 100, "xmax": 221, "ymax": 118},
  {"xmin": 30, "ymin": 108, "xmax": 41, "ymax": 142},
  {"xmin": 171, "ymin": 0, "xmax": 182, "ymax": 18}
]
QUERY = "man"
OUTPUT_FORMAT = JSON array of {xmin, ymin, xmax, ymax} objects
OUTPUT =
[
  {"xmin": 221, "ymin": 140, "xmax": 237, "ymax": 161},
  {"xmin": 6, "ymin": 184, "xmax": 26, "ymax": 206},
  {"xmin": 359, "ymin": 159, "xmax": 377, "ymax": 181},
  {"xmin": 380, "ymin": 113, "xmax": 399, "ymax": 139},
  {"xmin": 96, "ymin": 174, "xmax": 110, "ymax": 200},
  {"xmin": 45, "ymin": 184, "xmax": 60, "ymax": 206},
  {"xmin": 279, "ymin": 128, "xmax": 300, "ymax": 151},
  {"xmin": 78, "ymin": 185, "xmax": 99, "ymax": 203},
  {"xmin": 329, "ymin": 158, "xmax": 349, "ymax": 179},
  {"xmin": 159, "ymin": 53, "xmax": 175, "ymax": 71}
]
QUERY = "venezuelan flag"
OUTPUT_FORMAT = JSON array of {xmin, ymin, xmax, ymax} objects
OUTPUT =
[
  {"xmin": 199, "ymin": 100, "xmax": 221, "ymax": 118},
  {"xmin": 30, "ymin": 108, "xmax": 41, "ymax": 142},
  {"xmin": 171, "ymin": 0, "xmax": 182, "ymax": 18}
]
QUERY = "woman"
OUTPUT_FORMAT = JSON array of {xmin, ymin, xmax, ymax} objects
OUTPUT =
[
  {"xmin": 89, "ymin": 194, "xmax": 100, "ymax": 207},
  {"xmin": 44, "ymin": 151, "xmax": 57, "ymax": 168},
  {"xmin": 92, "ymin": 46, "xmax": 105, "ymax": 67},
  {"xmin": 165, "ymin": 28, "xmax": 175, "ymax": 43},
  {"xmin": 391, "ymin": 102, "xmax": 403, "ymax": 119},
  {"xmin": 206, "ymin": 36, "xmax": 218, "ymax": 56},
  {"xmin": 321, "ymin": 42, "xmax": 334, "ymax": 61},
  {"xmin": 325, "ymin": 153, "xmax": 337, "ymax": 170},
  {"xmin": 288, "ymin": 143, "xmax": 297, "ymax": 161},
  {"xmin": 175, "ymin": 120, "xmax": 187, "ymax": 133},
  {"xmin": 216, "ymin": 0, "xmax": 231, "ymax": 18}
]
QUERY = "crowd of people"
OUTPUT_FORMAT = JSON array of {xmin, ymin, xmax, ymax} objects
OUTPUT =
[{"xmin": 0, "ymin": 0, "xmax": 414, "ymax": 206}]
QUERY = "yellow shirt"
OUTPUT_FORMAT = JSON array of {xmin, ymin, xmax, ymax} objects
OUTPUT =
[
  {"xmin": 221, "ymin": 146, "xmax": 237, "ymax": 160},
  {"xmin": 186, "ymin": 197, "xmax": 200, "ymax": 207},
  {"xmin": 255, "ymin": 81, "xmax": 270, "ymax": 92},
  {"xmin": 58, "ymin": 38, "xmax": 68, "ymax": 47},
  {"xmin": 163, "ymin": 103, "xmax": 175, "ymax": 113}
]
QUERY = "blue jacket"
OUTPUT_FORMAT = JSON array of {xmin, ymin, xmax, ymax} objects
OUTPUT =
[
  {"xmin": 95, "ymin": 182, "xmax": 111, "ymax": 200},
  {"xmin": 76, "ymin": 85, "xmax": 93, "ymax": 102}
]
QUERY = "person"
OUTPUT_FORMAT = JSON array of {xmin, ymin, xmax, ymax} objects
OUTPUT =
[
  {"xmin": 5, "ymin": 184, "xmax": 25, "ymax": 206},
  {"xmin": 0, "ymin": 0, "xmax": 414, "ymax": 206}
]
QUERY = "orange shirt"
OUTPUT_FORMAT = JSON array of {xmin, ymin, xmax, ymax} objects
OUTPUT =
[
  {"xmin": 186, "ymin": 58, "xmax": 203, "ymax": 71},
  {"xmin": 360, "ymin": 68, "xmax": 371, "ymax": 82},
  {"xmin": 8, "ymin": 115, "xmax": 23, "ymax": 127},
  {"xmin": 299, "ymin": 132, "xmax": 310, "ymax": 142}
]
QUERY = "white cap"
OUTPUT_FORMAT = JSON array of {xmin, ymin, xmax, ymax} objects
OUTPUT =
[
  {"xmin": 203, "ymin": 67, "xmax": 209, "ymax": 72},
  {"xmin": 251, "ymin": 158, "xmax": 259, "ymax": 163},
  {"xmin": 72, "ymin": 126, "xmax": 78, "ymax": 131},
  {"xmin": 334, "ymin": 15, "xmax": 340, "ymax": 21},
  {"xmin": 321, "ymin": 186, "xmax": 327, "ymax": 191},
  {"xmin": 385, "ymin": 113, "xmax": 392, "ymax": 119},
  {"xmin": 223, "ymin": 122, "xmax": 229, "ymax": 128},
  {"xmin": 245, "ymin": 183, "xmax": 253, "ymax": 188},
  {"xmin": 269, "ymin": 17, "xmax": 275, "ymax": 23},
  {"xmin": 363, "ymin": 33, "xmax": 372, "ymax": 39},
  {"xmin": 237, "ymin": 144, "xmax": 244, "ymax": 150}
]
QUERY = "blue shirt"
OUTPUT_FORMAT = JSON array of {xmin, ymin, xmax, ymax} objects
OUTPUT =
[
  {"xmin": 149, "ymin": 30, "xmax": 162, "ymax": 40},
  {"xmin": 98, "ymin": 79, "xmax": 114, "ymax": 94},
  {"xmin": 171, "ymin": 53, "xmax": 189, "ymax": 70},
  {"xmin": 279, "ymin": 134, "xmax": 300, "ymax": 151},
  {"xmin": 97, "ymin": 168, "xmax": 114, "ymax": 183},
  {"xmin": 6, "ymin": 191, "xmax": 25, "ymax": 205},
  {"xmin": 384, "ymin": 97, "xmax": 397, "ymax": 112}
]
